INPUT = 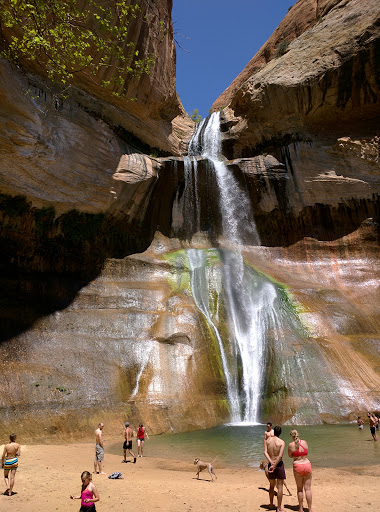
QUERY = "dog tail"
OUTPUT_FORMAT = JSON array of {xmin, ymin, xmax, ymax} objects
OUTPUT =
[{"xmin": 211, "ymin": 456, "xmax": 218, "ymax": 464}]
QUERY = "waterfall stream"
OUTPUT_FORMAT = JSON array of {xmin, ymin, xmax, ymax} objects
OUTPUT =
[{"xmin": 183, "ymin": 112, "xmax": 279, "ymax": 423}]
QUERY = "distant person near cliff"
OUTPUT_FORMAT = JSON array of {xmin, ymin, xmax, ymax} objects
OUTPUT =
[
  {"xmin": 1, "ymin": 433, "xmax": 20, "ymax": 496},
  {"xmin": 122, "ymin": 422, "xmax": 136, "ymax": 463},
  {"xmin": 137, "ymin": 423, "xmax": 149, "ymax": 457},
  {"xmin": 368, "ymin": 413, "xmax": 378, "ymax": 441},
  {"xmin": 94, "ymin": 423, "xmax": 106, "ymax": 474},
  {"xmin": 356, "ymin": 416, "xmax": 364, "ymax": 429},
  {"xmin": 264, "ymin": 425, "xmax": 286, "ymax": 512}
]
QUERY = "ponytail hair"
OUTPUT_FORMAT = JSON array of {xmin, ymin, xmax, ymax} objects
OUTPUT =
[
  {"xmin": 290, "ymin": 429, "xmax": 299, "ymax": 450},
  {"xmin": 81, "ymin": 471, "xmax": 92, "ymax": 490}
]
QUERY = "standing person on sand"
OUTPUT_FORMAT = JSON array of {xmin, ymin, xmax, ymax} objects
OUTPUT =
[
  {"xmin": 94, "ymin": 423, "xmax": 106, "ymax": 474},
  {"xmin": 368, "ymin": 412, "xmax": 378, "ymax": 441},
  {"xmin": 137, "ymin": 423, "xmax": 149, "ymax": 457},
  {"xmin": 70, "ymin": 470, "xmax": 99, "ymax": 511},
  {"xmin": 264, "ymin": 425, "xmax": 286, "ymax": 512},
  {"xmin": 1, "ymin": 433, "xmax": 20, "ymax": 496},
  {"xmin": 123, "ymin": 422, "xmax": 136, "ymax": 463},
  {"xmin": 288, "ymin": 429, "xmax": 312, "ymax": 512}
]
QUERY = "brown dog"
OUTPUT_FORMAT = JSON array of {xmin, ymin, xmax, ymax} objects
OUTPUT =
[
  {"xmin": 194, "ymin": 458, "xmax": 217, "ymax": 481},
  {"xmin": 260, "ymin": 460, "xmax": 291, "ymax": 495}
]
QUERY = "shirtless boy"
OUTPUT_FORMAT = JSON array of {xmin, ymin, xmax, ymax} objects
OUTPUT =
[
  {"xmin": 1, "ymin": 433, "xmax": 20, "ymax": 496},
  {"xmin": 94, "ymin": 423, "xmax": 106, "ymax": 474},
  {"xmin": 368, "ymin": 412, "xmax": 378, "ymax": 441},
  {"xmin": 123, "ymin": 422, "xmax": 136, "ymax": 463},
  {"xmin": 264, "ymin": 426, "xmax": 286, "ymax": 512}
]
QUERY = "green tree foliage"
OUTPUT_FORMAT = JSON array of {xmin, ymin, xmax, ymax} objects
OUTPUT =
[
  {"xmin": 0, "ymin": 0, "xmax": 156, "ymax": 95},
  {"xmin": 190, "ymin": 108, "xmax": 202, "ymax": 123},
  {"xmin": 277, "ymin": 40, "xmax": 290, "ymax": 57}
]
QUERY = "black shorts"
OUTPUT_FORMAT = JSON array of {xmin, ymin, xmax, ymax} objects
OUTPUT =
[
  {"xmin": 268, "ymin": 461, "xmax": 286, "ymax": 480},
  {"xmin": 123, "ymin": 440, "xmax": 132, "ymax": 450},
  {"xmin": 80, "ymin": 506, "xmax": 96, "ymax": 512},
  {"xmin": 370, "ymin": 426, "xmax": 376, "ymax": 435}
]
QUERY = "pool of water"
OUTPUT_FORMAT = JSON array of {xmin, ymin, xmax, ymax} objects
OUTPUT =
[{"xmin": 109, "ymin": 424, "xmax": 379, "ymax": 469}]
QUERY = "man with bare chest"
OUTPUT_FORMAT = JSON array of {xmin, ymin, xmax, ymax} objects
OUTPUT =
[
  {"xmin": 368, "ymin": 412, "xmax": 378, "ymax": 441},
  {"xmin": 264, "ymin": 425, "xmax": 286, "ymax": 512},
  {"xmin": 123, "ymin": 422, "xmax": 136, "ymax": 463},
  {"xmin": 264, "ymin": 422, "xmax": 275, "ymax": 443},
  {"xmin": 94, "ymin": 423, "xmax": 106, "ymax": 474}
]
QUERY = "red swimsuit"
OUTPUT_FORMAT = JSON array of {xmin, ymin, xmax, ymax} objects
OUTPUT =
[{"xmin": 292, "ymin": 441, "xmax": 311, "ymax": 476}]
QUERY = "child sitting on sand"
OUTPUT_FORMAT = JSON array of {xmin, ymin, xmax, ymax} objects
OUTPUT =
[{"xmin": 70, "ymin": 471, "xmax": 99, "ymax": 511}]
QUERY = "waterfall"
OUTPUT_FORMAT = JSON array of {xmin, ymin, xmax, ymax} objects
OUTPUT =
[
  {"xmin": 187, "ymin": 249, "xmax": 241, "ymax": 419},
  {"xmin": 189, "ymin": 113, "xmax": 260, "ymax": 247},
  {"xmin": 183, "ymin": 112, "xmax": 280, "ymax": 423}
]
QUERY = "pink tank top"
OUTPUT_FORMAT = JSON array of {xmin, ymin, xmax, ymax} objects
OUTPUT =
[
  {"xmin": 81, "ymin": 487, "xmax": 93, "ymax": 507},
  {"xmin": 138, "ymin": 427, "xmax": 145, "ymax": 439}
]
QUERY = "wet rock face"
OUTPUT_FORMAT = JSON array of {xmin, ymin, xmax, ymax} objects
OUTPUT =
[{"xmin": 0, "ymin": 242, "xmax": 230, "ymax": 439}]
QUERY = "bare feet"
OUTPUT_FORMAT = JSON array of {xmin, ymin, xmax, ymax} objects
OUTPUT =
[{"xmin": 99, "ymin": 471, "xmax": 106, "ymax": 475}]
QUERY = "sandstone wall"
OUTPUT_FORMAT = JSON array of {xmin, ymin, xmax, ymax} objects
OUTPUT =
[
  {"xmin": 0, "ymin": 0, "xmax": 193, "ymax": 156},
  {"xmin": 1, "ymin": 0, "xmax": 380, "ymax": 437}
]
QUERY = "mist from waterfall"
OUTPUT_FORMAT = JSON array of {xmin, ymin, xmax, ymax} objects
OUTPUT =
[{"xmin": 183, "ymin": 112, "xmax": 280, "ymax": 423}]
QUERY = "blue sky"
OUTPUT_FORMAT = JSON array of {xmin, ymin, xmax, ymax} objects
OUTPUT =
[{"xmin": 172, "ymin": 1, "xmax": 291, "ymax": 118}]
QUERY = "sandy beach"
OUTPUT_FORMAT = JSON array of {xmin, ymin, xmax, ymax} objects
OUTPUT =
[{"xmin": 0, "ymin": 440, "xmax": 379, "ymax": 511}]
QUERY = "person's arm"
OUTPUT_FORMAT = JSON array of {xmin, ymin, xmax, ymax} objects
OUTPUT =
[
  {"xmin": 99, "ymin": 431, "xmax": 104, "ymax": 448},
  {"xmin": 83, "ymin": 484, "xmax": 100, "ymax": 504},
  {"xmin": 145, "ymin": 429, "xmax": 149, "ymax": 440},
  {"xmin": 288, "ymin": 443, "xmax": 293, "ymax": 458},
  {"xmin": 270, "ymin": 441, "xmax": 285, "ymax": 470},
  {"xmin": 1, "ymin": 446, "xmax": 6, "ymax": 468},
  {"xmin": 70, "ymin": 494, "xmax": 81, "ymax": 500},
  {"xmin": 263, "ymin": 433, "xmax": 269, "ymax": 453},
  {"xmin": 16, "ymin": 444, "xmax": 20, "ymax": 457},
  {"xmin": 264, "ymin": 440, "xmax": 272, "ymax": 466}
]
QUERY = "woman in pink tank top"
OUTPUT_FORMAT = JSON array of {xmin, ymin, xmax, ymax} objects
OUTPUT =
[{"xmin": 70, "ymin": 471, "xmax": 100, "ymax": 511}]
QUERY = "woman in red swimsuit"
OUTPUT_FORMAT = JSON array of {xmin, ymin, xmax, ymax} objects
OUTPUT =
[
  {"xmin": 137, "ymin": 423, "xmax": 149, "ymax": 457},
  {"xmin": 70, "ymin": 471, "xmax": 100, "ymax": 511},
  {"xmin": 288, "ymin": 430, "xmax": 312, "ymax": 512}
]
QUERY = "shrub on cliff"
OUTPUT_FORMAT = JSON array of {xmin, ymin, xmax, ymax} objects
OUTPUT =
[
  {"xmin": 277, "ymin": 40, "xmax": 290, "ymax": 57},
  {"xmin": 190, "ymin": 108, "xmax": 202, "ymax": 123},
  {"xmin": 0, "ymin": 0, "xmax": 155, "ymax": 96}
]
